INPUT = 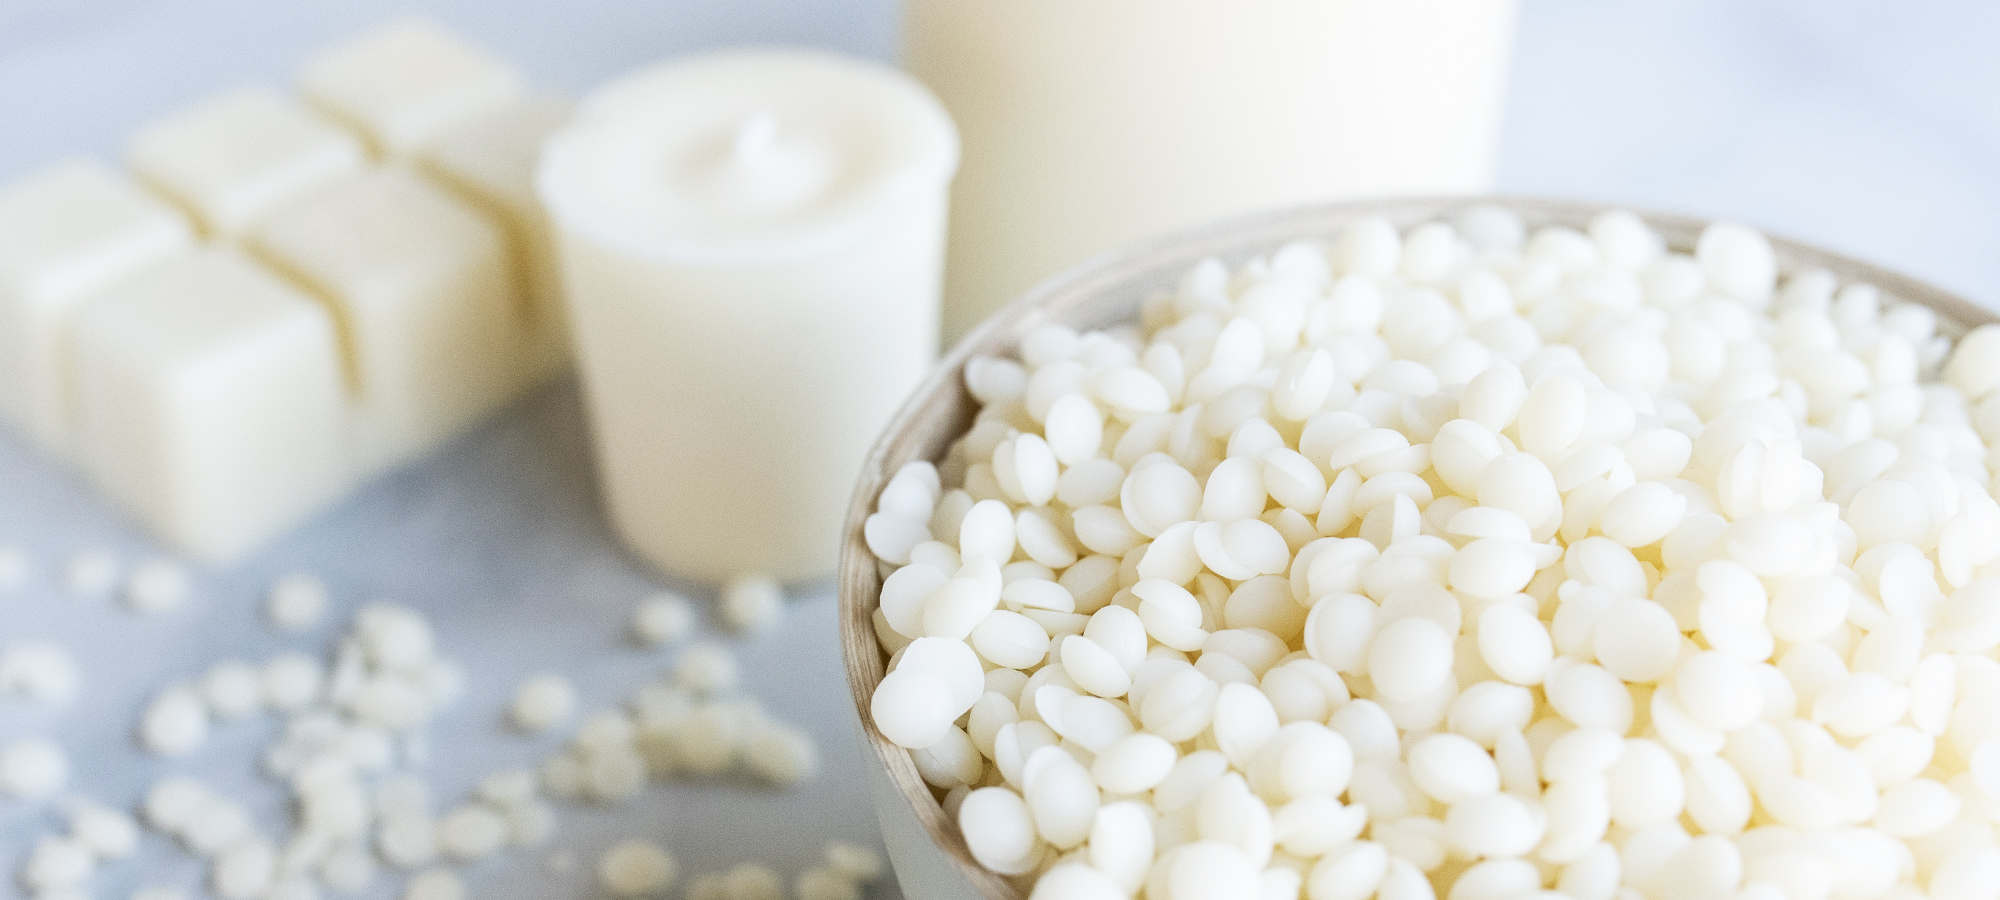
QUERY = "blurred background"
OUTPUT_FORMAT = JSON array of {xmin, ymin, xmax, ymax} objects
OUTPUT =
[
  {"xmin": 3, "ymin": 0, "xmax": 1997, "ymax": 307},
  {"xmin": 2, "ymin": 2, "xmax": 1998, "ymax": 898}
]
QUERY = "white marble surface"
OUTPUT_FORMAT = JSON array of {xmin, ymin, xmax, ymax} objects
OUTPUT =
[
  {"xmin": 1500, "ymin": 0, "xmax": 2000, "ymax": 312},
  {"xmin": 0, "ymin": 383, "xmax": 894, "ymax": 900},
  {"xmin": 2, "ymin": 2, "xmax": 1998, "ymax": 899}
]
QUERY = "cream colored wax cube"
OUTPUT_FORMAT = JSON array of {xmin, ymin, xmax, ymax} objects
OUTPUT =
[
  {"xmin": 129, "ymin": 88, "xmax": 368, "ymax": 238},
  {"xmin": 419, "ymin": 94, "xmax": 575, "ymax": 384},
  {"xmin": 0, "ymin": 161, "xmax": 194, "ymax": 452},
  {"xmin": 72, "ymin": 248, "xmax": 348, "ymax": 561},
  {"xmin": 250, "ymin": 168, "xmax": 523, "ymax": 474},
  {"xmin": 300, "ymin": 20, "xmax": 522, "ymax": 157}
]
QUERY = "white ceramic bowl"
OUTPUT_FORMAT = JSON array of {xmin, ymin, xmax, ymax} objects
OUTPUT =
[{"xmin": 836, "ymin": 196, "xmax": 1991, "ymax": 900}]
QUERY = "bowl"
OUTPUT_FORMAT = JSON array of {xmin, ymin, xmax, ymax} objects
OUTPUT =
[{"xmin": 835, "ymin": 196, "xmax": 1993, "ymax": 900}]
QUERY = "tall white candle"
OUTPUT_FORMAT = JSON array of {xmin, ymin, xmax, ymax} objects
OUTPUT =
[
  {"xmin": 906, "ymin": 0, "xmax": 1518, "ymax": 340},
  {"xmin": 538, "ymin": 50, "xmax": 958, "ymax": 583}
]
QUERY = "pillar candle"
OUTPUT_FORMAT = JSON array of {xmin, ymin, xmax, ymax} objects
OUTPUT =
[
  {"xmin": 905, "ymin": 0, "xmax": 1518, "ymax": 341},
  {"xmin": 537, "ymin": 50, "xmax": 958, "ymax": 583}
]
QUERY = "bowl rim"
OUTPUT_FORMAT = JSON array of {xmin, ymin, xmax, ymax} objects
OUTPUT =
[{"xmin": 837, "ymin": 194, "xmax": 1993, "ymax": 900}]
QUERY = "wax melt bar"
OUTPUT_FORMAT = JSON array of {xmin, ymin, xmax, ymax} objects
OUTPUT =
[
  {"xmin": 0, "ymin": 19, "xmax": 571, "ymax": 563},
  {"xmin": 71, "ymin": 248, "xmax": 347, "ymax": 560},
  {"xmin": 300, "ymin": 20, "xmax": 522, "ymax": 157},
  {"xmin": 129, "ymin": 88, "xmax": 367, "ymax": 238},
  {"xmin": 250, "ymin": 168, "xmax": 522, "ymax": 474},
  {"xmin": 419, "ymin": 94, "xmax": 576, "ymax": 383},
  {"xmin": 0, "ymin": 161, "xmax": 194, "ymax": 451}
]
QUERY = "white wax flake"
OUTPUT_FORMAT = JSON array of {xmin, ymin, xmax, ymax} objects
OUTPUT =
[
  {"xmin": 212, "ymin": 837, "xmax": 276, "ymax": 899},
  {"xmin": 719, "ymin": 864, "xmax": 782, "ymax": 900},
  {"xmin": 505, "ymin": 800, "xmax": 557, "ymax": 847},
  {"xmin": 584, "ymin": 746, "xmax": 648, "ymax": 805},
  {"xmin": 62, "ymin": 548, "xmax": 119, "ymax": 595},
  {"xmin": 473, "ymin": 770, "xmax": 535, "ymax": 809},
  {"xmin": 181, "ymin": 799, "xmax": 252, "ymax": 856},
  {"xmin": 671, "ymin": 643, "xmax": 738, "ymax": 694},
  {"xmin": 123, "ymin": 557, "xmax": 191, "ymax": 613},
  {"xmin": 598, "ymin": 840, "xmax": 676, "ymax": 897},
  {"xmin": 349, "ymin": 673, "xmax": 431, "ymax": 730},
  {"xmin": 537, "ymin": 655, "xmax": 818, "ymax": 810},
  {"xmin": 414, "ymin": 658, "xmax": 464, "ymax": 709},
  {"xmin": 743, "ymin": 721, "xmax": 819, "ymax": 786},
  {"xmin": 823, "ymin": 843, "xmax": 885, "ymax": 883},
  {"xmin": 22, "ymin": 836, "xmax": 93, "ymax": 894},
  {"xmin": 265, "ymin": 573, "xmax": 330, "ymax": 632},
  {"xmin": 374, "ymin": 775, "xmax": 431, "ymax": 819},
  {"xmin": 438, "ymin": 804, "xmax": 508, "ymax": 862},
  {"xmin": 201, "ymin": 660, "xmax": 263, "ymax": 721},
  {"xmin": 354, "ymin": 603, "xmax": 436, "ymax": 671},
  {"xmin": 121, "ymin": 603, "xmax": 473, "ymax": 898},
  {"xmin": 260, "ymin": 653, "xmax": 324, "ymax": 712},
  {"xmin": 863, "ymin": 212, "xmax": 2000, "ymax": 898},
  {"xmin": 319, "ymin": 843, "xmax": 378, "ymax": 892},
  {"xmin": 0, "ymin": 544, "xmax": 28, "ymax": 590},
  {"xmin": 0, "ymin": 640, "xmax": 81, "ymax": 706},
  {"xmin": 376, "ymin": 814, "xmax": 439, "ymax": 869},
  {"xmin": 139, "ymin": 686, "xmax": 210, "ymax": 756},
  {"xmin": 67, "ymin": 800, "xmax": 140, "ymax": 859},
  {"xmin": 631, "ymin": 590, "xmax": 695, "ymax": 647},
  {"xmin": 509, "ymin": 673, "xmax": 577, "ymax": 734},
  {"xmin": 720, "ymin": 573, "xmax": 783, "ymax": 634},
  {"xmin": 0, "ymin": 735, "xmax": 69, "ymax": 800},
  {"xmin": 685, "ymin": 872, "xmax": 727, "ymax": 900},
  {"xmin": 794, "ymin": 867, "xmax": 862, "ymax": 900},
  {"xmin": 539, "ymin": 751, "xmax": 586, "ymax": 801},
  {"xmin": 401, "ymin": 868, "xmax": 465, "ymax": 900},
  {"xmin": 298, "ymin": 780, "xmax": 369, "ymax": 842},
  {"xmin": 143, "ymin": 776, "xmax": 213, "ymax": 832},
  {"xmin": 664, "ymin": 706, "xmax": 737, "ymax": 778}
]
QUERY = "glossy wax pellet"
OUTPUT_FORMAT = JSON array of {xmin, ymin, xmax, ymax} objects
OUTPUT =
[{"xmin": 865, "ymin": 212, "xmax": 2000, "ymax": 900}]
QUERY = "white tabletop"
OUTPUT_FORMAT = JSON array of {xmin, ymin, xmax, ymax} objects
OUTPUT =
[{"xmin": 2, "ymin": 2, "xmax": 1997, "ymax": 899}]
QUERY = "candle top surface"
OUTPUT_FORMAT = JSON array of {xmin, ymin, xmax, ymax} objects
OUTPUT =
[{"xmin": 536, "ymin": 50, "xmax": 958, "ymax": 265}]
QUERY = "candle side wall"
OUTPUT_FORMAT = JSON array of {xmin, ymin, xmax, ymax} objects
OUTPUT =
[
  {"xmin": 560, "ymin": 195, "xmax": 947, "ymax": 584},
  {"xmin": 906, "ymin": 0, "xmax": 1518, "ymax": 341}
]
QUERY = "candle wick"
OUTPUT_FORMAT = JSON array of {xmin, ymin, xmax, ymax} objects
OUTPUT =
[{"xmin": 733, "ymin": 112, "xmax": 781, "ymax": 160}]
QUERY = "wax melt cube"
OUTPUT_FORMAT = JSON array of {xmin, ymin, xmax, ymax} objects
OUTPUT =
[
  {"xmin": 300, "ymin": 20, "xmax": 522, "ymax": 157},
  {"xmin": 250, "ymin": 168, "xmax": 523, "ymax": 474},
  {"xmin": 0, "ymin": 161, "xmax": 194, "ymax": 451},
  {"xmin": 420, "ymin": 94, "xmax": 575, "ymax": 383},
  {"xmin": 71, "ymin": 248, "xmax": 348, "ymax": 560},
  {"xmin": 129, "ymin": 88, "xmax": 368, "ymax": 238}
]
